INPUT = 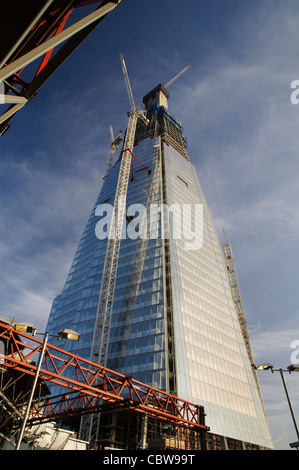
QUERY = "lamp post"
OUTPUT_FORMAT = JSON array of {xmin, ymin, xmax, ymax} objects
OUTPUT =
[
  {"xmin": 14, "ymin": 322, "xmax": 80, "ymax": 450},
  {"xmin": 255, "ymin": 362, "xmax": 299, "ymax": 449}
]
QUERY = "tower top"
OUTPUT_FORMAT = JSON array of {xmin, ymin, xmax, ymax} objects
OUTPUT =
[{"xmin": 143, "ymin": 84, "xmax": 169, "ymax": 110}]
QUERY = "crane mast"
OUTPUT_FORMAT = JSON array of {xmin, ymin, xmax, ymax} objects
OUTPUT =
[
  {"xmin": 92, "ymin": 113, "xmax": 138, "ymax": 368},
  {"xmin": 79, "ymin": 54, "xmax": 148, "ymax": 444},
  {"xmin": 80, "ymin": 57, "xmax": 190, "ymax": 444},
  {"xmin": 91, "ymin": 54, "xmax": 149, "ymax": 368},
  {"xmin": 223, "ymin": 239, "xmax": 266, "ymax": 408},
  {"xmin": 119, "ymin": 53, "xmax": 136, "ymax": 112}
]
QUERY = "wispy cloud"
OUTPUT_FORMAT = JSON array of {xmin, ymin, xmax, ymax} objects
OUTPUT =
[
  {"xmin": 250, "ymin": 320, "xmax": 299, "ymax": 363},
  {"xmin": 0, "ymin": 146, "xmax": 105, "ymax": 329}
]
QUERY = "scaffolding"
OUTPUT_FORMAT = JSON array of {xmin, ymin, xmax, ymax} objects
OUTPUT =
[
  {"xmin": 223, "ymin": 239, "xmax": 267, "ymax": 408},
  {"xmin": 95, "ymin": 410, "xmax": 205, "ymax": 450}
]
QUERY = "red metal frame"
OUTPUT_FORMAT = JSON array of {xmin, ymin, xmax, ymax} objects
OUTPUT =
[
  {"xmin": 35, "ymin": 9, "xmax": 74, "ymax": 76},
  {"xmin": 0, "ymin": 1, "xmax": 123, "ymax": 134},
  {"xmin": 122, "ymin": 148, "xmax": 151, "ymax": 181},
  {"xmin": 0, "ymin": 322, "xmax": 208, "ymax": 431},
  {"xmin": 1, "ymin": 2, "xmax": 83, "ymax": 89}
]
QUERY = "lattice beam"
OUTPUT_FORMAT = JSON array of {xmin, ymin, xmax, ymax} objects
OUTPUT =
[{"xmin": 0, "ymin": 321, "xmax": 208, "ymax": 432}]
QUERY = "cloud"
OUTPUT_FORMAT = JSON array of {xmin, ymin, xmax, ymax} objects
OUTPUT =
[
  {"xmin": 250, "ymin": 321, "xmax": 299, "ymax": 363},
  {"xmin": 0, "ymin": 145, "xmax": 105, "ymax": 329}
]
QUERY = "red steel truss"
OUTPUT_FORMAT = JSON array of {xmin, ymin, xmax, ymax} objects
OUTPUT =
[
  {"xmin": 0, "ymin": 0, "xmax": 124, "ymax": 135},
  {"xmin": 0, "ymin": 321, "xmax": 208, "ymax": 432}
]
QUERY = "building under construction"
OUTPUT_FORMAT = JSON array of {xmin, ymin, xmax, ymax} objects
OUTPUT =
[
  {"xmin": 0, "ymin": 1, "xmax": 273, "ymax": 450},
  {"xmin": 43, "ymin": 55, "xmax": 273, "ymax": 449}
]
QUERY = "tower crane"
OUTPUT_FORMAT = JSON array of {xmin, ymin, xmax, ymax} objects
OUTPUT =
[
  {"xmin": 79, "ymin": 53, "xmax": 149, "ymax": 443},
  {"xmin": 79, "ymin": 57, "xmax": 191, "ymax": 444},
  {"xmin": 119, "ymin": 53, "xmax": 150, "ymax": 126},
  {"xmin": 92, "ymin": 53, "xmax": 150, "ymax": 370},
  {"xmin": 104, "ymin": 125, "xmax": 123, "ymax": 177},
  {"xmin": 164, "ymin": 65, "xmax": 191, "ymax": 88}
]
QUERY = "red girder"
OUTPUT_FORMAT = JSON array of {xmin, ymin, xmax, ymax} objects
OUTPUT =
[
  {"xmin": 122, "ymin": 148, "xmax": 151, "ymax": 174},
  {"xmin": 0, "ymin": 1, "xmax": 117, "ymax": 84},
  {"xmin": 0, "ymin": 322, "xmax": 208, "ymax": 432},
  {"xmin": 35, "ymin": 9, "xmax": 74, "ymax": 75}
]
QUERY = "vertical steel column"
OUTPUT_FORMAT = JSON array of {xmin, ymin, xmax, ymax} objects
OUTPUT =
[
  {"xmin": 15, "ymin": 333, "xmax": 49, "ymax": 450},
  {"xmin": 279, "ymin": 368, "xmax": 299, "ymax": 441}
]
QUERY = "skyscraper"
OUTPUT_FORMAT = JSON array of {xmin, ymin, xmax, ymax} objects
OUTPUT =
[{"xmin": 46, "ymin": 83, "xmax": 273, "ymax": 450}]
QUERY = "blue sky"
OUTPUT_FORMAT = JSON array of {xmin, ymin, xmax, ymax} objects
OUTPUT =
[{"xmin": 1, "ymin": 0, "xmax": 299, "ymax": 450}]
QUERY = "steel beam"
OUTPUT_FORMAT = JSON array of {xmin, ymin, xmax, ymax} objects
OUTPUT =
[
  {"xmin": 0, "ymin": 2, "xmax": 121, "ymax": 82},
  {"xmin": 1, "ymin": 96, "xmax": 27, "ymax": 104},
  {"xmin": 0, "ymin": 0, "xmax": 55, "ymax": 69},
  {"xmin": 0, "ymin": 321, "xmax": 208, "ymax": 432},
  {"xmin": 0, "ymin": 103, "xmax": 26, "ymax": 125},
  {"xmin": 0, "ymin": 1, "xmax": 124, "ymax": 132},
  {"xmin": 21, "ymin": 5, "xmax": 110, "ymax": 100}
]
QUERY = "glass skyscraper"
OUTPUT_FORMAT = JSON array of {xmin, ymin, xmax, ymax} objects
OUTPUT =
[{"xmin": 46, "ymin": 84, "xmax": 273, "ymax": 449}]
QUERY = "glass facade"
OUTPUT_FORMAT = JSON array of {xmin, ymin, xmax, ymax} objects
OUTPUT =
[
  {"xmin": 46, "ymin": 137, "xmax": 168, "ymax": 391},
  {"xmin": 46, "ymin": 89, "xmax": 273, "ymax": 449},
  {"xmin": 162, "ymin": 143, "xmax": 272, "ymax": 447}
]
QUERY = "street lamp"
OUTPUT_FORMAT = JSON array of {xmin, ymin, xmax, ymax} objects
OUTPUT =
[
  {"xmin": 57, "ymin": 329, "xmax": 80, "ymax": 341},
  {"xmin": 14, "ymin": 323, "xmax": 80, "ymax": 450},
  {"xmin": 14, "ymin": 321, "xmax": 37, "ymax": 335},
  {"xmin": 255, "ymin": 362, "xmax": 299, "ymax": 449},
  {"xmin": 256, "ymin": 362, "xmax": 274, "ymax": 371}
]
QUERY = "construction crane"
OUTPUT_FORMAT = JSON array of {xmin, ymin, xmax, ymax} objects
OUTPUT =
[
  {"xmin": 104, "ymin": 125, "xmax": 123, "ymax": 177},
  {"xmin": 79, "ymin": 53, "xmax": 150, "ymax": 443},
  {"xmin": 222, "ymin": 238, "xmax": 268, "ymax": 410},
  {"xmin": 119, "ymin": 53, "xmax": 150, "ymax": 126},
  {"xmin": 164, "ymin": 65, "xmax": 191, "ymax": 88},
  {"xmin": 95, "ymin": 56, "xmax": 191, "ymax": 372},
  {"xmin": 223, "ymin": 239, "xmax": 254, "ymax": 365},
  {"xmin": 92, "ymin": 53, "xmax": 149, "ymax": 370},
  {"xmin": 80, "ymin": 58, "xmax": 191, "ymax": 443}
]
